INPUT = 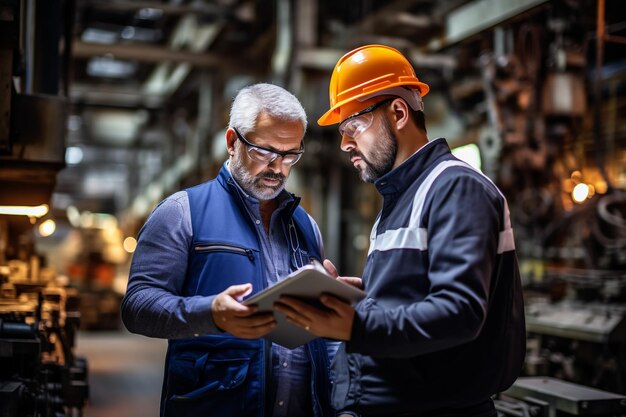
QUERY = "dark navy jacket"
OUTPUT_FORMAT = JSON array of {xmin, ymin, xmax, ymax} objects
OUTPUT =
[
  {"xmin": 332, "ymin": 139, "xmax": 526, "ymax": 415},
  {"xmin": 123, "ymin": 165, "xmax": 335, "ymax": 417}
]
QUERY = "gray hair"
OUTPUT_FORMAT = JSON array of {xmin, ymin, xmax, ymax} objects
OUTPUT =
[{"xmin": 228, "ymin": 83, "xmax": 307, "ymax": 135}]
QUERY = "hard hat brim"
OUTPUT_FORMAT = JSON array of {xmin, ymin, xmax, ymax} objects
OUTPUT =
[
  {"xmin": 317, "ymin": 81, "xmax": 429, "ymax": 126},
  {"xmin": 317, "ymin": 108, "xmax": 341, "ymax": 126}
]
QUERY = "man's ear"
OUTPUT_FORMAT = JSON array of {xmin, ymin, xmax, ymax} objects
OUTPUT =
[
  {"xmin": 389, "ymin": 98, "xmax": 410, "ymax": 131},
  {"xmin": 226, "ymin": 128, "xmax": 236, "ymax": 156}
]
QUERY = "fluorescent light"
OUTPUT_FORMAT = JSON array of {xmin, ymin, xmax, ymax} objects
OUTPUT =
[
  {"xmin": 81, "ymin": 28, "xmax": 118, "ymax": 44},
  {"xmin": 87, "ymin": 57, "xmax": 137, "ymax": 78},
  {"xmin": 0, "ymin": 204, "xmax": 49, "ymax": 217}
]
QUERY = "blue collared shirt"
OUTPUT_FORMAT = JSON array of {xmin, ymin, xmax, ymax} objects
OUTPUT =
[{"xmin": 228, "ymin": 168, "xmax": 322, "ymax": 417}]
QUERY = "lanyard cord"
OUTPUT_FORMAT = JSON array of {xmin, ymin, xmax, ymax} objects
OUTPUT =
[
  {"xmin": 228, "ymin": 176, "xmax": 306, "ymax": 269},
  {"xmin": 288, "ymin": 219, "xmax": 306, "ymax": 270}
]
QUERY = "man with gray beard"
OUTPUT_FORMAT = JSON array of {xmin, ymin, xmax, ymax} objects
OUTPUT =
[{"xmin": 121, "ymin": 83, "xmax": 341, "ymax": 417}]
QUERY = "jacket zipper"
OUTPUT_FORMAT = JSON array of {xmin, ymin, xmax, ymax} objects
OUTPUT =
[{"xmin": 194, "ymin": 243, "xmax": 254, "ymax": 261}]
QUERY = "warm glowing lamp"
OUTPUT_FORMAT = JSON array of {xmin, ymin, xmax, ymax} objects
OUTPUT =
[
  {"xmin": 572, "ymin": 183, "xmax": 590, "ymax": 203},
  {"xmin": 123, "ymin": 236, "xmax": 137, "ymax": 253},
  {"xmin": 38, "ymin": 219, "xmax": 56, "ymax": 237}
]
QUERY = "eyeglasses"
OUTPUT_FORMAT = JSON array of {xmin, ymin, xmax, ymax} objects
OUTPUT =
[
  {"xmin": 338, "ymin": 98, "xmax": 393, "ymax": 138},
  {"xmin": 233, "ymin": 127, "xmax": 304, "ymax": 166}
]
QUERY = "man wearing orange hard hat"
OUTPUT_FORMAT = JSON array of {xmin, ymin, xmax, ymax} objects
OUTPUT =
[{"xmin": 275, "ymin": 45, "xmax": 526, "ymax": 417}]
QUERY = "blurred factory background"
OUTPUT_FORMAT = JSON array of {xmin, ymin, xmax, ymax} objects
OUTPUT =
[{"xmin": 1, "ymin": 0, "xmax": 626, "ymax": 416}]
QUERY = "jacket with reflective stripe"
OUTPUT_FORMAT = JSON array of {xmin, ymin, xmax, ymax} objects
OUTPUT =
[{"xmin": 331, "ymin": 138, "xmax": 525, "ymax": 415}]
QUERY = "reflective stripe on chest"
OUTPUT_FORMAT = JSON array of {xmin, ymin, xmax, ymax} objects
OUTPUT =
[{"xmin": 368, "ymin": 160, "xmax": 515, "ymax": 255}]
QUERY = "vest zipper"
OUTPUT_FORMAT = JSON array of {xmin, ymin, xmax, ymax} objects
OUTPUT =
[{"xmin": 194, "ymin": 243, "xmax": 254, "ymax": 261}]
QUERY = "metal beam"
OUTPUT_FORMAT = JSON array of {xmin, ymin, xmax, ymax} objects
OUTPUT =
[
  {"xmin": 70, "ymin": 82, "xmax": 164, "ymax": 108},
  {"xmin": 429, "ymin": 0, "xmax": 550, "ymax": 50},
  {"xmin": 342, "ymin": 0, "xmax": 439, "ymax": 40},
  {"xmin": 72, "ymin": 40, "xmax": 238, "ymax": 69},
  {"xmin": 297, "ymin": 47, "xmax": 455, "ymax": 71},
  {"xmin": 87, "ymin": 1, "xmax": 224, "ymax": 17}
]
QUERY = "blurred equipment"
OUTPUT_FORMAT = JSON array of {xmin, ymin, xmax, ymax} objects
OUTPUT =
[
  {"xmin": 496, "ymin": 377, "xmax": 626, "ymax": 417},
  {"xmin": 525, "ymin": 301, "xmax": 625, "ymax": 344},
  {"xmin": 0, "ymin": 0, "xmax": 68, "ymax": 207},
  {"xmin": 0, "ymin": 262, "xmax": 89, "ymax": 417},
  {"xmin": 524, "ymin": 271, "xmax": 626, "ymax": 395}
]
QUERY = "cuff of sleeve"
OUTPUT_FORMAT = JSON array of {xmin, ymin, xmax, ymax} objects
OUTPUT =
[
  {"xmin": 186, "ymin": 295, "xmax": 220, "ymax": 335},
  {"xmin": 345, "ymin": 309, "xmax": 366, "ymax": 354}
]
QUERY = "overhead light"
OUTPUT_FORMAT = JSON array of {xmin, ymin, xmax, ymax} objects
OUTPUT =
[
  {"xmin": 136, "ymin": 8, "xmax": 163, "ymax": 21},
  {"xmin": 0, "ymin": 204, "xmax": 49, "ymax": 218},
  {"xmin": 38, "ymin": 219, "xmax": 56, "ymax": 237},
  {"xmin": 87, "ymin": 57, "xmax": 137, "ymax": 79},
  {"xmin": 81, "ymin": 27, "xmax": 118, "ymax": 44},
  {"xmin": 65, "ymin": 146, "xmax": 84, "ymax": 165}
]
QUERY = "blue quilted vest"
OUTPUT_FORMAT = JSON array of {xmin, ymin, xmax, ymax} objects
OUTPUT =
[{"xmin": 160, "ymin": 165, "xmax": 334, "ymax": 417}]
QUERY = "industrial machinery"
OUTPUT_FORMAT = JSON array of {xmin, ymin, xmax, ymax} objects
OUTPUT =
[
  {"xmin": 0, "ymin": 204, "xmax": 90, "ymax": 415},
  {"xmin": 1, "ymin": 1, "xmax": 89, "ymax": 415},
  {"xmin": 496, "ymin": 377, "xmax": 626, "ymax": 417},
  {"xmin": 0, "ymin": 261, "xmax": 89, "ymax": 417},
  {"xmin": 442, "ymin": 0, "xmax": 626, "ymax": 399}
]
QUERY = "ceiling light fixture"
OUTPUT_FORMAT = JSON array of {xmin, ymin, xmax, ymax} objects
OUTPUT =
[{"xmin": 0, "ymin": 204, "xmax": 49, "ymax": 218}]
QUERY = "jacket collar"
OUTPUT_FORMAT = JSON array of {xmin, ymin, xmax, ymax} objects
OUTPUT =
[{"xmin": 374, "ymin": 138, "xmax": 451, "ymax": 198}]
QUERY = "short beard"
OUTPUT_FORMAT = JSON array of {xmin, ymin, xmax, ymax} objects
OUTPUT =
[
  {"xmin": 351, "ymin": 117, "xmax": 397, "ymax": 183},
  {"xmin": 230, "ymin": 144, "xmax": 286, "ymax": 200}
]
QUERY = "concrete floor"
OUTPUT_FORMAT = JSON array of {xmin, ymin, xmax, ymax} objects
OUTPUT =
[{"xmin": 76, "ymin": 330, "xmax": 167, "ymax": 417}]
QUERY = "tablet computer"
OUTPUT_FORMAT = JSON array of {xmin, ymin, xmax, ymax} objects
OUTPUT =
[{"xmin": 242, "ymin": 260, "xmax": 365, "ymax": 348}]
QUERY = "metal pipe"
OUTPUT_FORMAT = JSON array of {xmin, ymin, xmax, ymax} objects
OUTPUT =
[
  {"xmin": 271, "ymin": 0, "xmax": 292, "ymax": 85},
  {"xmin": 24, "ymin": 0, "xmax": 34, "ymax": 94},
  {"xmin": 593, "ymin": 0, "xmax": 612, "ymax": 190},
  {"xmin": 604, "ymin": 34, "xmax": 626, "ymax": 45}
]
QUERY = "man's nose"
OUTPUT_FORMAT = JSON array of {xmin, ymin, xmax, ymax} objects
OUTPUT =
[
  {"xmin": 340, "ymin": 134, "xmax": 355, "ymax": 153},
  {"xmin": 267, "ymin": 157, "xmax": 283, "ymax": 172}
]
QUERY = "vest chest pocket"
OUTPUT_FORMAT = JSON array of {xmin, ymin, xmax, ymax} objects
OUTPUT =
[
  {"xmin": 194, "ymin": 243, "xmax": 255, "ymax": 260},
  {"xmin": 189, "ymin": 243, "xmax": 259, "ymax": 296}
]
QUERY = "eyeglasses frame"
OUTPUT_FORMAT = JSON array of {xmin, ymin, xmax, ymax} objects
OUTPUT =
[
  {"xmin": 232, "ymin": 127, "xmax": 304, "ymax": 166},
  {"xmin": 338, "ymin": 98, "xmax": 394, "ymax": 137}
]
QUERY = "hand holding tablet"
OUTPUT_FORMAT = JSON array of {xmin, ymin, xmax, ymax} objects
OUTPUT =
[{"xmin": 242, "ymin": 260, "xmax": 365, "ymax": 348}]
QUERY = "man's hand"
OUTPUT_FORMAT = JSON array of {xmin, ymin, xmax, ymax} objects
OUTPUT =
[
  {"xmin": 324, "ymin": 259, "xmax": 363, "ymax": 289},
  {"xmin": 211, "ymin": 284, "xmax": 276, "ymax": 338},
  {"xmin": 273, "ymin": 293, "xmax": 354, "ymax": 341}
]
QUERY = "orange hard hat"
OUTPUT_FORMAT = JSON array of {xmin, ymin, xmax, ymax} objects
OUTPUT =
[{"xmin": 317, "ymin": 44, "xmax": 430, "ymax": 126}]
